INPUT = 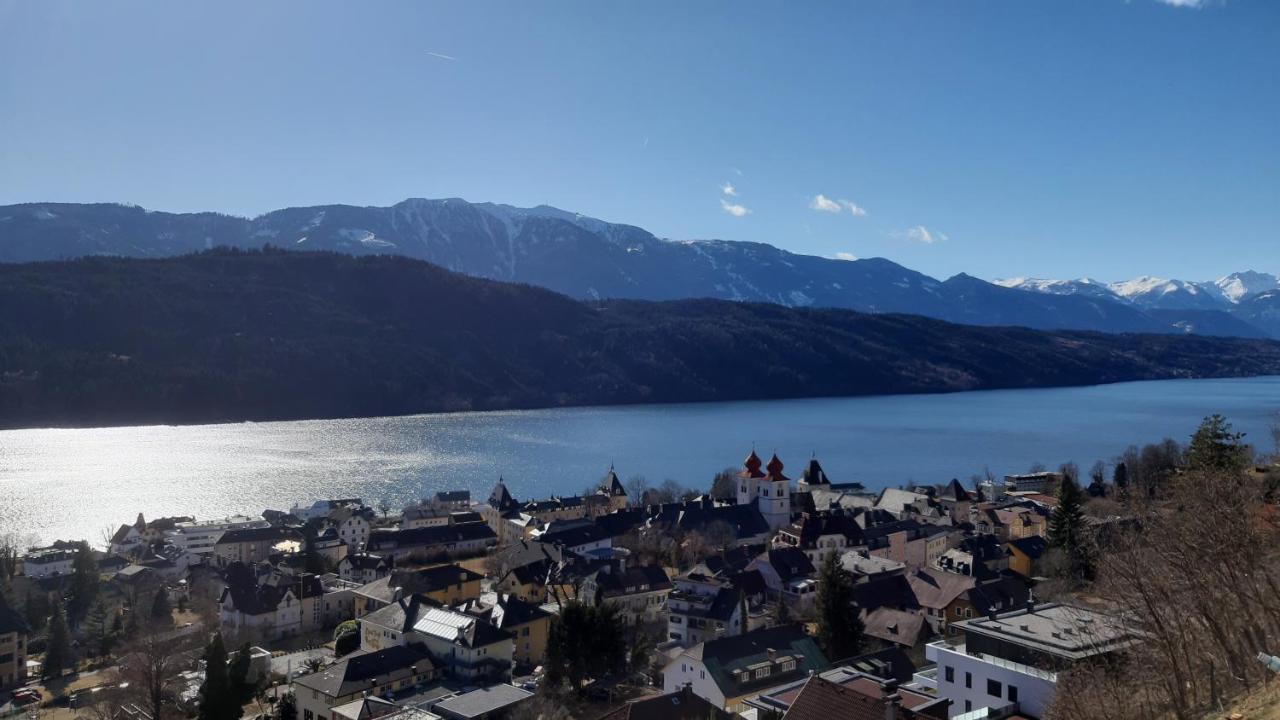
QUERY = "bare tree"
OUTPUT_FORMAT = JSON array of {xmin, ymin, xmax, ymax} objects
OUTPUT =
[
  {"xmin": 119, "ymin": 631, "xmax": 196, "ymax": 720},
  {"xmin": 624, "ymin": 475, "xmax": 649, "ymax": 507}
]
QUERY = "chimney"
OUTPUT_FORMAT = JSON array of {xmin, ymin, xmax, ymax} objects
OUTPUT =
[
  {"xmin": 681, "ymin": 682, "xmax": 693, "ymax": 701},
  {"xmin": 767, "ymin": 647, "xmax": 777, "ymax": 661},
  {"xmin": 1025, "ymin": 587, "xmax": 1035, "ymax": 613},
  {"xmin": 988, "ymin": 605, "xmax": 998, "ymax": 621},
  {"xmin": 881, "ymin": 679, "xmax": 901, "ymax": 720}
]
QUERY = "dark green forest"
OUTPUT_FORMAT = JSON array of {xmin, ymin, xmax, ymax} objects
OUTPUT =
[{"xmin": 2, "ymin": 249, "xmax": 1280, "ymax": 429}]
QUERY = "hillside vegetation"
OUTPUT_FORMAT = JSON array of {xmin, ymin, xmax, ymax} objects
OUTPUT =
[{"xmin": 3, "ymin": 249, "xmax": 1280, "ymax": 428}]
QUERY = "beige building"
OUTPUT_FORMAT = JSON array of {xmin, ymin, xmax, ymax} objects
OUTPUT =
[{"xmin": 0, "ymin": 605, "xmax": 31, "ymax": 690}]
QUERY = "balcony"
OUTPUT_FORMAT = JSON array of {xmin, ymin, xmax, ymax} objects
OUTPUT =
[{"xmin": 926, "ymin": 640, "xmax": 1058, "ymax": 683}]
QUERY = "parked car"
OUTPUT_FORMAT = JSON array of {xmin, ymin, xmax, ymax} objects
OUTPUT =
[{"xmin": 11, "ymin": 689, "xmax": 41, "ymax": 705}]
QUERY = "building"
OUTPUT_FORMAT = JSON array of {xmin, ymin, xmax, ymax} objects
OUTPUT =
[
  {"xmin": 735, "ymin": 451, "xmax": 792, "ymax": 532},
  {"xmin": 596, "ymin": 685, "xmax": 733, "ymax": 720},
  {"xmin": 171, "ymin": 515, "xmax": 273, "ymax": 562},
  {"xmin": 432, "ymin": 684, "xmax": 533, "ymax": 720},
  {"xmin": 746, "ymin": 548, "xmax": 818, "ymax": 610},
  {"xmin": 433, "ymin": 490, "xmax": 472, "ymax": 511},
  {"xmin": 456, "ymin": 594, "xmax": 552, "ymax": 668},
  {"xmin": 745, "ymin": 665, "xmax": 949, "ymax": 719},
  {"xmin": 1004, "ymin": 536, "xmax": 1048, "ymax": 579},
  {"xmin": 22, "ymin": 546, "xmax": 77, "ymax": 579},
  {"xmin": 666, "ymin": 570, "xmax": 744, "ymax": 647},
  {"xmin": 579, "ymin": 563, "xmax": 671, "ymax": 624},
  {"xmin": 360, "ymin": 596, "xmax": 514, "ymax": 681},
  {"xmin": 339, "ymin": 553, "xmax": 392, "ymax": 584},
  {"xmin": 366, "ymin": 524, "xmax": 497, "ymax": 562},
  {"xmin": 213, "ymin": 526, "xmax": 304, "ymax": 568},
  {"xmin": 925, "ymin": 602, "xmax": 1134, "ymax": 718},
  {"xmin": 1002, "ymin": 472, "xmax": 1062, "ymax": 495},
  {"xmin": 662, "ymin": 624, "xmax": 828, "ymax": 713},
  {"xmin": 0, "ymin": 603, "xmax": 31, "ymax": 690},
  {"xmin": 773, "ymin": 511, "xmax": 864, "ymax": 565},
  {"xmin": 291, "ymin": 643, "xmax": 439, "ymax": 720},
  {"xmin": 402, "ymin": 505, "xmax": 451, "ymax": 530}
]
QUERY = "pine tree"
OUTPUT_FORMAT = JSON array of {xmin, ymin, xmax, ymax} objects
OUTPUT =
[
  {"xmin": 44, "ymin": 599, "xmax": 71, "ymax": 679},
  {"xmin": 228, "ymin": 641, "xmax": 254, "ymax": 704},
  {"xmin": 83, "ymin": 599, "xmax": 117, "ymax": 658},
  {"xmin": 198, "ymin": 633, "xmax": 240, "ymax": 720},
  {"xmin": 1048, "ymin": 474, "xmax": 1093, "ymax": 582},
  {"xmin": 815, "ymin": 553, "xmax": 862, "ymax": 661},
  {"xmin": 1185, "ymin": 414, "xmax": 1248, "ymax": 474},
  {"xmin": 1113, "ymin": 462, "xmax": 1129, "ymax": 496},
  {"xmin": 150, "ymin": 586, "xmax": 172, "ymax": 625},
  {"xmin": 67, "ymin": 541, "xmax": 99, "ymax": 623},
  {"xmin": 23, "ymin": 586, "xmax": 48, "ymax": 632}
]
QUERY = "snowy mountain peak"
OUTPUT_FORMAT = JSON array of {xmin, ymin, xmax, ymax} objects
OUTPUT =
[{"xmin": 1211, "ymin": 271, "xmax": 1280, "ymax": 304}]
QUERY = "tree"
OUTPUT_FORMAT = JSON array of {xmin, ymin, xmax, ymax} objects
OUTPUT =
[
  {"xmin": 67, "ymin": 540, "xmax": 99, "ymax": 622},
  {"xmin": 1087, "ymin": 460, "xmax": 1107, "ymax": 497},
  {"xmin": 709, "ymin": 468, "xmax": 737, "ymax": 501},
  {"xmin": 770, "ymin": 598, "xmax": 790, "ymax": 626},
  {"xmin": 1058, "ymin": 461, "xmax": 1080, "ymax": 485},
  {"xmin": 122, "ymin": 632, "xmax": 193, "ymax": 720},
  {"xmin": 83, "ymin": 599, "xmax": 118, "ymax": 659},
  {"xmin": 1048, "ymin": 473, "xmax": 1093, "ymax": 583},
  {"xmin": 543, "ymin": 601, "xmax": 627, "ymax": 694},
  {"xmin": 198, "ymin": 633, "xmax": 240, "ymax": 720},
  {"xmin": 815, "ymin": 554, "xmax": 861, "ymax": 661},
  {"xmin": 276, "ymin": 692, "xmax": 296, "ymax": 720},
  {"xmin": 1112, "ymin": 461, "xmax": 1129, "ymax": 496},
  {"xmin": 655, "ymin": 479, "xmax": 685, "ymax": 504},
  {"xmin": 228, "ymin": 642, "xmax": 255, "ymax": 705},
  {"xmin": 23, "ymin": 586, "xmax": 49, "ymax": 632},
  {"xmin": 1184, "ymin": 414, "xmax": 1248, "ymax": 475},
  {"xmin": 625, "ymin": 475, "xmax": 650, "ymax": 507},
  {"xmin": 150, "ymin": 586, "xmax": 172, "ymax": 626},
  {"xmin": 44, "ymin": 599, "xmax": 71, "ymax": 679},
  {"xmin": 333, "ymin": 620, "xmax": 360, "ymax": 656}
]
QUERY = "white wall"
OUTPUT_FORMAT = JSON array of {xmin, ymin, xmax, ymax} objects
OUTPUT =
[
  {"xmin": 926, "ymin": 642, "xmax": 1056, "ymax": 718},
  {"xmin": 662, "ymin": 656, "xmax": 725, "ymax": 709}
]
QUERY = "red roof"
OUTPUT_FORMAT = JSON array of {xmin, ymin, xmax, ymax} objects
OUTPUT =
[
  {"xmin": 766, "ymin": 453, "xmax": 785, "ymax": 476},
  {"xmin": 739, "ymin": 450, "xmax": 765, "ymax": 479}
]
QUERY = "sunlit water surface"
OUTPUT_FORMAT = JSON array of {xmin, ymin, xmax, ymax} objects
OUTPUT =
[{"xmin": 3, "ymin": 375, "xmax": 1279, "ymax": 545}]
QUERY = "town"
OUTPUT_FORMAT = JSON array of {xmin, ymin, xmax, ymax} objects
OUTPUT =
[{"xmin": 0, "ymin": 416, "xmax": 1275, "ymax": 720}]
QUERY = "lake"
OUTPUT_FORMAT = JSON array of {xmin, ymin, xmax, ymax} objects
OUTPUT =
[{"xmin": 3, "ymin": 375, "xmax": 1279, "ymax": 546}]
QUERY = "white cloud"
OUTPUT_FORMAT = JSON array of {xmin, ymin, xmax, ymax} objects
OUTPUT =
[
  {"xmin": 721, "ymin": 182, "xmax": 738, "ymax": 197},
  {"xmin": 894, "ymin": 225, "xmax": 948, "ymax": 244},
  {"xmin": 835, "ymin": 252, "xmax": 859, "ymax": 261},
  {"xmin": 720, "ymin": 199, "xmax": 750, "ymax": 217},
  {"xmin": 1156, "ymin": 0, "xmax": 1206, "ymax": 7},
  {"xmin": 810, "ymin": 194, "xmax": 868, "ymax": 217},
  {"xmin": 426, "ymin": 51, "xmax": 456, "ymax": 60},
  {"xmin": 810, "ymin": 194, "xmax": 843, "ymax": 213}
]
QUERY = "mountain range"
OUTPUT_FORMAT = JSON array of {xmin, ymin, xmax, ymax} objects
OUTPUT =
[
  {"xmin": 4, "ymin": 249, "xmax": 1280, "ymax": 429},
  {"xmin": 1, "ymin": 198, "xmax": 1277, "ymax": 338}
]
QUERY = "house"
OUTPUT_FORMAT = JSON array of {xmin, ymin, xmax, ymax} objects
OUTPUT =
[
  {"xmin": 339, "ymin": 553, "xmax": 391, "ymax": 585},
  {"xmin": 579, "ymin": 563, "xmax": 672, "ymax": 624},
  {"xmin": 291, "ymin": 499, "xmax": 366, "ymax": 522},
  {"xmin": 935, "ymin": 479, "xmax": 975, "ymax": 525},
  {"xmin": 773, "ymin": 511, "xmax": 864, "ymax": 566},
  {"xmin": 401, "ymin": 505, "xmax": 450, "ymax": 530},
  {"xmin": 596, "ymin": 685, "xmax": 733, "ymax": 720},
  {"xmin": 1002, "ymin": 472, "xmax": 1062, "ymax": 495},
  {"xmin": 746, "ymin": 548, "xmax": 818, "ymax": 610},
  {"xmin": 480, "ymin": 470, "xmax": 629, "ymax": 543},
  {"xmin": 666, "ymin": 570, "xmax": 744, "ymax": 647},
  {"xmin": 1004, "ymin": 536, "xmax": 1048, "ymax": 579},
  {"xmin": 220, "ymin": 570, "xmax": 325, "ymax": 640},
  {"xmin": 935, "ymin": 534, "xmax": 1008, "ymax": 579},
  {"xmin": 433, "ymin": 490, "xmax": 472, "ymax": 510},
  {"xmin": 662, "ymin": 624, "xmax": 829, "ymax": 713},
  {"xmin": 291, "ymin": 643, "xmax": 439, "ymax": 720},
  {"xmin": 534, "ymin": 519, "xmax": 612, "ymax": 557},
  {"xmin": 170, "ymin": 515, "xmax": 273, "ymax": 562},
  {"xmin": 456, "ymin": 594, "xmax": 552, "ymax": 668},
  {"xmin": 366, "ymin": 524, "xmax": 497, "ymax": 562},
  {"xmin": 925, "ymin": 602, "xmax": 1134, "ymax": 718},
  {"xmin": 431, "ymin": 684, "xmax": 533, "ymax": 720},
  {"xmin": 874, "ymin": 489, "xmax": 935, "ymax": 521},
  {"xmin": 109, "ymin": 520, "xmax": 146, "ymax": 558},
  {"xmin": 859, "ymin": 607, "xmax": 929, "ymax": 652},
  {"xmin": 327, "ymin": 508, "xmax": 374, "ymax": 553},
  {"xmin": 0, "ymin": 603, "xmax": 31, "ymax": 690},
  {"xmin": 351, "ymin": 565, "xmax": 484, "ymax": 618},
  {"xmin": 213, "ymin": 526, "xmax": 303, "ymax": 568},
  {"xmin": 772, "ymin": 672, "xmax": 949, "ymax": 719},
  {"xmin": 22, "ymin": 546, "xmax": 77, "ymax": 579},
  {"xmin": 359, "ymin": 596, "xmax": 514, "ymax": 681},
  {"xmin": 975, "ymin": 506, "xmax": 1047, "ymax": 542},
  {"xmin": 309, "ymin": 529, "xmax": 349, "ymax": 567}
]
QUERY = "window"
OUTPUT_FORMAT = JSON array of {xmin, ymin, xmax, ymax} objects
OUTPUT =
[
  {"xmin": 700, "ymin": 670, "xmax": 705, "ymax": 679},
  {"xmin": 780, "ymin": 660, "xmax": 796, "ymax": 672},
  {"xmin": 965, "ymin": 672, "xmax": 972, "ymax": 689},
  {"xmin": 1008, "ymin": 685, "xmax": 1019, "ymax": 703},
  {"xmin": 987, "ymin": 679, "xmax": 1002, "ymax": 698},
  {"xmin": 304, "ymin": 711, "xmax": 314, "ymax": 720},
  {"xmin": 943, "ymin": 666, "xmax": 954, "ymax": 683},
  {"xmin": 964, "ymin": 701, "xmax": 972, "ymax": 712}
]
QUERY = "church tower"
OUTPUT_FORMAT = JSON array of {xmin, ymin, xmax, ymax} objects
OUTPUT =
[
  {"xmin": 759, "ymin": 454, "xmax": 792, "ymax": 531},
  {"xmin": 736, "ymin": 450, "xmax": 766, "ymax": 506}
]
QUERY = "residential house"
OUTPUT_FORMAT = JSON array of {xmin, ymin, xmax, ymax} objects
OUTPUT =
[
  {"xmin": 596, "ymin": 685, "xmax": 733, "ymax": 720},
  {"xmin": 351, "ymin": 565, "xmax": 484, "ymax": 618},
  {"xmin": 23, "ymin": 546, "xmax": 77, "ymax": 579},
  {"xmin": 772, "ymin": 511, "xmax": 864, "ymax": 566},
  {"xmin": 579, "ymin": 563, "xmax": 671, "ymax": 624},
  {"xmin": 402, "ymin": 505, "xmax": 450, "ymax": 530},
  {"xmin": 1004, "ymin": 536, "xmax": 1048, "ymax": 579},
  {"xmin": 431, "ymin": 684, "xmax": 534, "ymax": 720},
  {"xmin": 662, "ymin": 624, "xmax": 829, "ymax": 713},
  {"xmin": 491, "ymin": 540, "xmax": 575, "ymax": 605},
  {"xmin": 666, "ymin": 570, "xmax": 744, "ymax": 647},
  {"xmin": 907, "ymin": 568, "xmax": 1028, "ymax": 637},
  {"xmin": 109, "ymin": 519, "xmax": 146, "ymax": 558},
  {"xmin": 327, "ymin": 507, "xmax": 374, "ymax": 554},
  {"xmin": 925, "ymin": 602, "xmax": 1134, "ymax": 718},
  {"xmin": 366, "ymin": 524, "xmax": 497, "ymax": 563},
  {"xmin": 456, "ymin": 593, "xmax": 552, "ymax": 668},
  {"xmin": 360, "ymin": 596, "xmax": 514, "ymax": 681},
  {"xmin": 860, "ymin": 607, "xmax": 929, "ymax": 653},
  {"xmin": 309, "ymin": 529, "xmax": 349, "ymax": 568},
  {"xmin": 975, "ymin": 506, "xmax": 1047, "ymax": 543},
  {"xmin": 170, "ymin": 515, "xmax": 273, "ymax": 562},
  {"xmin": 214, "ymin": 526, "xmax": 304, "ymax": 568},
  {"xmin": 339, "ymin": 554, "xmax": 391, "ymax": 585},
  {"xmin": 745, "ymin": 665, "xmax": 949, "ymax": 719},
  {"xmin": 534, "ymin": 519, "xmax": 612, "ymax": 557},
  {"xmin": 0, "ymin": 603, "xmax": 31, "ymax": 690},
  {"xmin": 746, "ymin": 548, "xmax": 818, "ymax": 610},
  {"xmin": 292, "ymin": 644, "xmax": 439, "ymax": 720}
]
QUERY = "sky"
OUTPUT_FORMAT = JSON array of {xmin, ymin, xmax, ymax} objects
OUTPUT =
[{"xmin": 0, "ymin": 0, "xmax": 1277, "ymax": 282}]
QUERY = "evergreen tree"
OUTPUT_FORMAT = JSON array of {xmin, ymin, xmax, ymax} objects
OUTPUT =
[
  {"xmin": 542, "ymin": 601, "xmax": 627, "ymax": 693},
  {"xmin": 815, "ymin": 553, "xmax": 862, "ymax": 661},
  {"xmin": 771, "ymin": 598, "xmax": 790, "ymax": 626},
  {"xmin": 44, "ymin": 599, "xmax": 71, "ymax": 679},
  {"xmin": 198, "ymin": 633, "xmax": 240, "ymax": 720},
  {"xmin": 150, "ymin": 586, "xmax": 172, "ymax": 625},
  {"xmin": 83, "ymin": 599, "xmax": 117, "ymax": 658},
  {"xmin": 276, "ymin": 692, "xmax": 296, "ymax": 720},
  {"xmin": 1185, "ymin": 414, "xmax": 1248, "ymax": 474},
  {"xmin": 23, "ymin": 586, "xmax": 48, "ymax": 632},
  {"xmin": 1113, "ymin": 462, "xmax": 1129, "ymax": 496},
  {"xmin": 67, "ymin": 541, "xmax": 99, "ymax": 622},
  {"xmin": 1048, "ymin": 474, "xmax": 1093, "ymax": 582},
  {"xmin": 228, "ymin": 642, "xmax": 254, "ymax": 704}
]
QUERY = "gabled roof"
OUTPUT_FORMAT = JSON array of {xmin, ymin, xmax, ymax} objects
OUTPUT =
[
  {"xmin": 780, "ymin": 674, "xmax": 945, "ymax": 720},
  {"xmin": 488, "ymin": 480, "xmax": 516, "ymax": 511},
  {"xmin": 110, "ymin": 524, "xmax": 139, "ymax": 545},
  {"xmin": 0, "ymin": 601, "xmax": 31, "ymax": 635},
  {"xmin": 1007, "ymin": 535, "xmax": 1049, "ymax": 560},
  {"xmin": 859, "ymin": 607, "xmax": 927, "ymax": 647},
  {"xmin": 367, "ymin": 523, "xmax": 496, "ymax": 551},
  {"xmin": 762, "ymin": 548, "xmax": 815, "ymax": 582},
  {"xmin": 292, "ymin": 643, "xmax": 436, "ymax": 697},
  {"xmin": 588, "ymin": 564, "xmax": 671, "ymax": 599},
  {"xmin": 800, "ymin": 458, "xmax": 830, "ymax": 487},
  {"xmin": 905, "ymin": 568, "xmax": 975, "ymax": 610},
  {"xmin": 596, "ymin": 687, "xmax": 733, "ymax": 720},
  {"xmin": 685, "ymin": 624, "xmax": 828, "ymax": 699},
  {"xmin": 342, "ymin": 553, "xmax": 388, "ymax": 571},
  {"xmin": 216, "ymin": 526, "xmax": 301, "ymax": 545},
  {"xmin": 781, "ymin": 512, "xmax": 864, "ymax": 548},
  {"xmin": 940, "ymin": 479, "xmax": 972, "ymax": 502},
  {"xmin": 538, "ymin": 520, "xmax": 609, "ymax": 549},
  {"xmin": 601, "ymin": 468, "xmax": 627, "ymax": 497},
  {"xmin": 457, "ymin": 593, "xmax": 551, "ymax": 629}
]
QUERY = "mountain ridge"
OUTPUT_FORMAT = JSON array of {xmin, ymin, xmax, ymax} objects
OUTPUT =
[{"xmin": 1, "ymin": 198, "xmax": 1274, "ymax": 338}]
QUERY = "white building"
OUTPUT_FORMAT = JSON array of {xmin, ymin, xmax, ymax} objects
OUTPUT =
[
  {"xmin": 22, "ymin": 547, "xmax": 76, "ymax": 579},
  {"xmin": 734, "ymin": 451, "xmax": 791, "ymax": 532},
  {"xmin": 169, "ymin": 515, "xmax": 271, "ymax": 560},
  {"xmin": 924, "ymin": 602, "xmax": 1134, "ymax": 718},
  {"xmin": 360, "ymin": 596, "xmax": 514, "ymax": 681},
  {"xmin": 666, "ymin": 571, "xmax": 742, "ymax": 647}
]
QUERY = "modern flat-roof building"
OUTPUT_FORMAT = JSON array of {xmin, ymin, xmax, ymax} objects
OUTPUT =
[{"xmin": 924, "ymin": 602, "xmax": 1134, "ymax": 718}]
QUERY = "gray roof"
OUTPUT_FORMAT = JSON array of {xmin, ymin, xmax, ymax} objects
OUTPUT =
[
  {"xmin": 292, "ymin": 644, "xmax": 436, "ymax": 698},
  {"xmin": 956, "ymin": 602, "xmax": 1135, "ymax": 661},
  {"xmin": 430, "ymin": 684, "xmax": 532, "ymax": 719}
]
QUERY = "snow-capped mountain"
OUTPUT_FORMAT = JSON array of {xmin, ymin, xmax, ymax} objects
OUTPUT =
[
  {"xmin": 1208, "ymin": 271, "xmax": 1280, "ymax": 304},
  {"xmin": 0, "ymin": 199, "xmax": 1273, "ymax": 338}
]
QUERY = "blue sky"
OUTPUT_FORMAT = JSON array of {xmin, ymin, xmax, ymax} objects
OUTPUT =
[{"xmin": 0, "ymin": 0, "xmax": 1276, "ymax": 281}]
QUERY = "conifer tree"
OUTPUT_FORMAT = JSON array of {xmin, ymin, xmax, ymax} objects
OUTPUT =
[
  {"xmin": 151, "ymin": 586, "xmax": 172, "ymax": 625},
  {"xmin": 44, "ymin": 599, "xmax": 71, "ymax": 679},
  {"xmin": 1185, "ymin": 414, "xmax": 1248, "ymax": 474},
  {"xmin": 228, "ymin": 641, "xmax": 254, "ymax": 704},
  {"xmin": 1048, "ymin": 474, "xmax": 1093, "ymax": 582},
  {"xmin": 83, "ymin": 599, "xmax": 117, "ymax": 658},
  {"xmin": 198, "ymin": 633, "xmax": 240, "ymax": 720},
  {"xmin": 815, "ymin": 553, "xmax": 862, "ymax": 661}
]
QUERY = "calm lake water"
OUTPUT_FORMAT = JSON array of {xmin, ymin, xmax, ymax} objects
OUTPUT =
[{"xmin": 3, "ymin": 375, "xmax": 1280, "ymax": 546}]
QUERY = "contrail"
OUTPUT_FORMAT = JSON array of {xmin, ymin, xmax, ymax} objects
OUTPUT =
[{"xmin": 426, "ymin": 51, "xmax": 456, "ymax": 61}]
